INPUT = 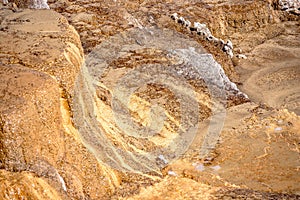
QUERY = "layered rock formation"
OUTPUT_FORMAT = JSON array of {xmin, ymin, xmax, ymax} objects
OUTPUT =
[
  {"xmin": 0, "ymin": 9, "xmax": 120, "ymax": 199},
  {"xmin": 0, "ymin": 0, "xmax": 299, "ymax": 199},
  {"xmin": 73, "ymin": 26, "xmax": 248, "ymax": 175}
]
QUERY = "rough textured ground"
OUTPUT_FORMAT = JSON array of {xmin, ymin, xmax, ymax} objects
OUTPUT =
[
  {"xmin": 237, "ymin": 20, "xmax": 300, "ymax": 115},
  {"xmin": 0, "ymin": 9, "xmax": 120, "ymax": 200},
  {"xmin": 0, "ymin": 0, "xmax": 299, "ymax": 199}
]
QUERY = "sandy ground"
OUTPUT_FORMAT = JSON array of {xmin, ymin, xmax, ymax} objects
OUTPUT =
[{"xmin": 237, "ymin": 21, "xmax": 300, "ymax": 115}]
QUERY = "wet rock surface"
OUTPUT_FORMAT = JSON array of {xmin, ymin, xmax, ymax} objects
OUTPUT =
[{"xmin": 0, "ymin": 0, "xmax": 299, "ymax": 199}]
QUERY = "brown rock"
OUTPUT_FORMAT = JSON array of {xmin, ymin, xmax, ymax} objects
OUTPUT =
[
  {"xmin": 1, "ymin": 1, "xmax": 299, "ymax": 199},
  {"xmin": 0, "ymin": 9, "xmax": 83, "ymax": 100},
  {"xmin": 0, "ymin": 169, "xmax": 64, "ymax": 200},
  {"xmin": 0, "ymin": 64, "xmax": 63, "ymax": 172},
  {"xmin": 0, "ymin": 9, "xmax": 120, "ymax": 199}
]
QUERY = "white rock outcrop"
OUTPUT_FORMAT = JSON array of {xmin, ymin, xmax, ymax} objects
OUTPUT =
[
  {"xmin": 29, "ymin": 0, "xmax": 50, "ymax": 9},
  {"xmin": 170, "ymin": 13, "xmax": 235, "ymax": 58}
]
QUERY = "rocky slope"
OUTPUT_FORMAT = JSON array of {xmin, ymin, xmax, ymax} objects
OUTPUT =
[
  {"xmin": 0, "ymin": 9, "xmax": 120, "ymax": 199},
  {"xmin": 0, "ymin": 0, "xmax": 299, "ymax": 199}
]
